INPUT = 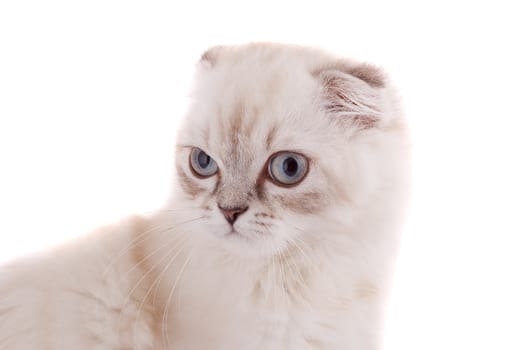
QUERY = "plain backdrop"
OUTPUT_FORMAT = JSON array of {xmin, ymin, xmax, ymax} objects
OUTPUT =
[{"xmin": 1, "ymin": 1, "xmax": 524, "ymax": 349}]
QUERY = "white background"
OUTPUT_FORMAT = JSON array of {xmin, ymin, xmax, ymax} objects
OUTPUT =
[{"xmin": 1, "ymin": 1, "xmax": 524, "ymax": 349}]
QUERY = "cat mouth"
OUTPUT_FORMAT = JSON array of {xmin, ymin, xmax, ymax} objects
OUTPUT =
[
  {"xmin": 224, "ymin": 228, "xmax": 249, "ymax": 240},
  {"xmin": 226, "ymin": 229, "xmax": 240, "ymax": 236}
]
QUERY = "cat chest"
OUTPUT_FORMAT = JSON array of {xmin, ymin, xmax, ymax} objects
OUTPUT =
[{"xmin": 167, "ymin": 284, "xmax": 350, "ymax": 350}]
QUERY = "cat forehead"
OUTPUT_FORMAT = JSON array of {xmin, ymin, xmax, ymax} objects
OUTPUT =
[
  {"xmin": 188, "ymin": 99, "xmax": 319, "ymax": 163},
  {"xmin": 197, "ymin": 54, "xmax": 320, "ymax": 111},
  {"xmin": 200, "ymin": 43, "xmax": 337, "ymax": 73},
  {"xmin": 179, "ymin": 43, "xmax": 379, "ymax": 158},
  {"xmin": 185, "ymin": 47, "xmax": 330, "ymax": 154}
]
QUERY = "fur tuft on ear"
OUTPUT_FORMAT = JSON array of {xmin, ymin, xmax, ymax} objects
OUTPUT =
[
  {"xmin": 318, "ymin": 64, "xmax": 385, "ymax": 129},
  {"xmin": 334, "ymin": 61, "xmax": 385, "ymax": 88}
]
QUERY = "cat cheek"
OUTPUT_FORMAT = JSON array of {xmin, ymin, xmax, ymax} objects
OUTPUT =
[
  {"xmin": 274, "ymin": 191, "xmax": 326, "ymax": 214},
  {"xmin": 245, "ymin": 220, "xmax": 274, "ymax": 235}
]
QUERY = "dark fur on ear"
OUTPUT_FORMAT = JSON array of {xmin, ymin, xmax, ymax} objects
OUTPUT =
[
  {"xmin": 334, "ymin": 61, "xmax": 385, "ymax": 88},
  {"xmin": 200, "ymin": 46, "xmax": 224, "ymax": 68},
  {"xmin": 318, "ymin": 63, "xmax": 385, "ymax": 129}
]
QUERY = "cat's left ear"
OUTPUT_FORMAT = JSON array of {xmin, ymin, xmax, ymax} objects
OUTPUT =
[
  {"xmin": 199, "ymin": 46, "xmax": 224, "ymax": 68},
  {"xmin": 317, "ymin": 62, "xmax": 387, "ymax": 129}
]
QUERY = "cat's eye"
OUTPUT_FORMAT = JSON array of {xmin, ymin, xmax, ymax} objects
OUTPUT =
[
  {"xmin": 268, "ymin": 152, "xmax": 308, "ymax": 186},
  {"xmin": 189, "ymin": 148, "xmax": 218, "ymax": 178}
]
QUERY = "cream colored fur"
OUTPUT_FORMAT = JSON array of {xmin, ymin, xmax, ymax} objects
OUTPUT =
[{"xmin": 0, "ymin": 43, "xmax": 409, "ymax": 350}]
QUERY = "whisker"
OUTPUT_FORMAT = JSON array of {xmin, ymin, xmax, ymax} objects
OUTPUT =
[
  {"xmin": 132, "ymin": 235, "xmax": 190, "ymax": 350},
  {"xmin": 265, "ymin": 240, "xmax": 283, "ymax": 341},
  {"xmin": 275, "ymin": 241, "xmax": 288, "ymax": 305},
  {"xmin": 91, "ymin": 215, "xmax": 207, "ymax": 343},
  {"xmin": 124, "ymin": 216, "xmax": 204, "ymax": 280},
  {"xmin": 138, "ymin": 206, "xmax": 212, "ymax": 216},
  {"xmin": 162, "ymin": 245, "xmax": 194, "ymax": 350},
  {"xmin": 91, "ymin": 223, "xmax": 170, "ymax": 339},
  {"xmin": 102, "ymin": 223, "xmax": 171, "ymax": 280},
  {"xmin": 271, "ymin": 245, "xmax": 279, "ymax": 310},
  {"xmin": 124, "ymin": 235, "xmax": 178, "ymax": 277},
  {"xmin": 287, "ymin": 235, "xmax": 314, "ymax": 268},
  {"xmin": 103, "ymin": 215, "xmax": 205, "ymax": 281},
  {"xmin": 282, "ymin": 241, "xmax": 309, "ymax": 293},
  {"xmin": 115, "ymin": 241, "xmax": 182, "ymax": 338}
]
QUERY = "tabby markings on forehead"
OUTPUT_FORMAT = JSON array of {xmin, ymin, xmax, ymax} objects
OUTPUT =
[
  {"xmin": 255, "ymin": 167, "xmax": 269, "ymax": 201},
  {"xmin": 220, "ymin": 102, "xmax": 259, "ymax": 151},
  {"xmin": 265, "ymin": 125, "xmax": 277, "ymax": 150}
]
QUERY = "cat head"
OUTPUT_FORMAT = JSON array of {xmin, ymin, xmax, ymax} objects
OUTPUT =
[{"xmin": 171, "ymin": 43, "xmax": 407, "ymax": 258}]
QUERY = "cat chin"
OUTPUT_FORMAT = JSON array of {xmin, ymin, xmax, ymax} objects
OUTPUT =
[
  {"xmin": 208, "ymin": 228, "xmax": 288, "ymax": 259},
  {"xmin": 214, "ymin": 229, "xmax": 253, "ymax": 245}
]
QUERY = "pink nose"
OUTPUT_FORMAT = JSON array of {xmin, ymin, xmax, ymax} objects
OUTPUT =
[{"xmin": 219, "ymin": 205, "xmax": 248, "ymax": 224}]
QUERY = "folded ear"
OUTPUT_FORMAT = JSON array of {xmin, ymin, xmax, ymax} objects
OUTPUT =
[{"xmin": 318, "ymin": 62, "xmax": 386, "ymax": 129}]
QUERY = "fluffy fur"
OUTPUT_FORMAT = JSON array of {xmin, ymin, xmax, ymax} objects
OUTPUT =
[{"xmin": 0, "ymin": 43, "xmax": 409, "ymax": 349}]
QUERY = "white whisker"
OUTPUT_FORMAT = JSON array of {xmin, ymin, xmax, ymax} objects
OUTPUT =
[
  {"xmin": 132, "ymin": 235, "xmax": 190, "ymax": 350},
  {"xmin": 103, "ymin": 223, "xmax": 172, "ymax": 280},
  {"xmin": 162, "ymin": 245, "xmax": 194, "ymax": 350},
  {"xmin": 115, "ymin": 240, "xmax": 182, "ymax": 339}
]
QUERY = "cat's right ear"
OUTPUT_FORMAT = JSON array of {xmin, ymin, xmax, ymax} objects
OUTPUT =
[
  {"xmin": 199, "ymin": 46, "xmax": 224, "ymax": 69},
  {"xmin": 317, "ymin": 62, "xmax": 387, "ymax": 129}
]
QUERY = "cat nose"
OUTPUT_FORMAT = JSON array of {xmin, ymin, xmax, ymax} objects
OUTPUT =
[{"xmin": 218, "ymin": 205, "xmax": 248, "ymax": 225}]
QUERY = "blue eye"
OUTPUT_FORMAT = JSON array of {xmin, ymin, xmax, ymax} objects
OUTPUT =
[
  {"xmin": 190, "ymin": 148, "xmax": 218, "ymax": 177},
  {"xmin": 268, "ymin": 152, "xmax": 308, "ymax": 186}
]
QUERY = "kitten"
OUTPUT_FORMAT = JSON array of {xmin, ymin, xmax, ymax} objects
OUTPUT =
[{"xmin": 0, "ymin": 43, "xmax": 409, "ymax": 349}]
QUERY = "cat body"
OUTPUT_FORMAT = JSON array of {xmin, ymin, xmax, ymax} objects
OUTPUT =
[{"xmin": 0, "ymin": 43, "xmax": 409, "ymax": 349}]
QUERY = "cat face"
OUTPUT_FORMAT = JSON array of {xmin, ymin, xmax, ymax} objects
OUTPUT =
[{"xmin": 172, "ymin": 43, "xmax": 402, "ymax": 258}]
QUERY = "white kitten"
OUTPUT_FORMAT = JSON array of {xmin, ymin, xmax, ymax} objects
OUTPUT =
[{"xmin": 0, "ymin": 43, "xmax": 410, "ymax": 349}]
